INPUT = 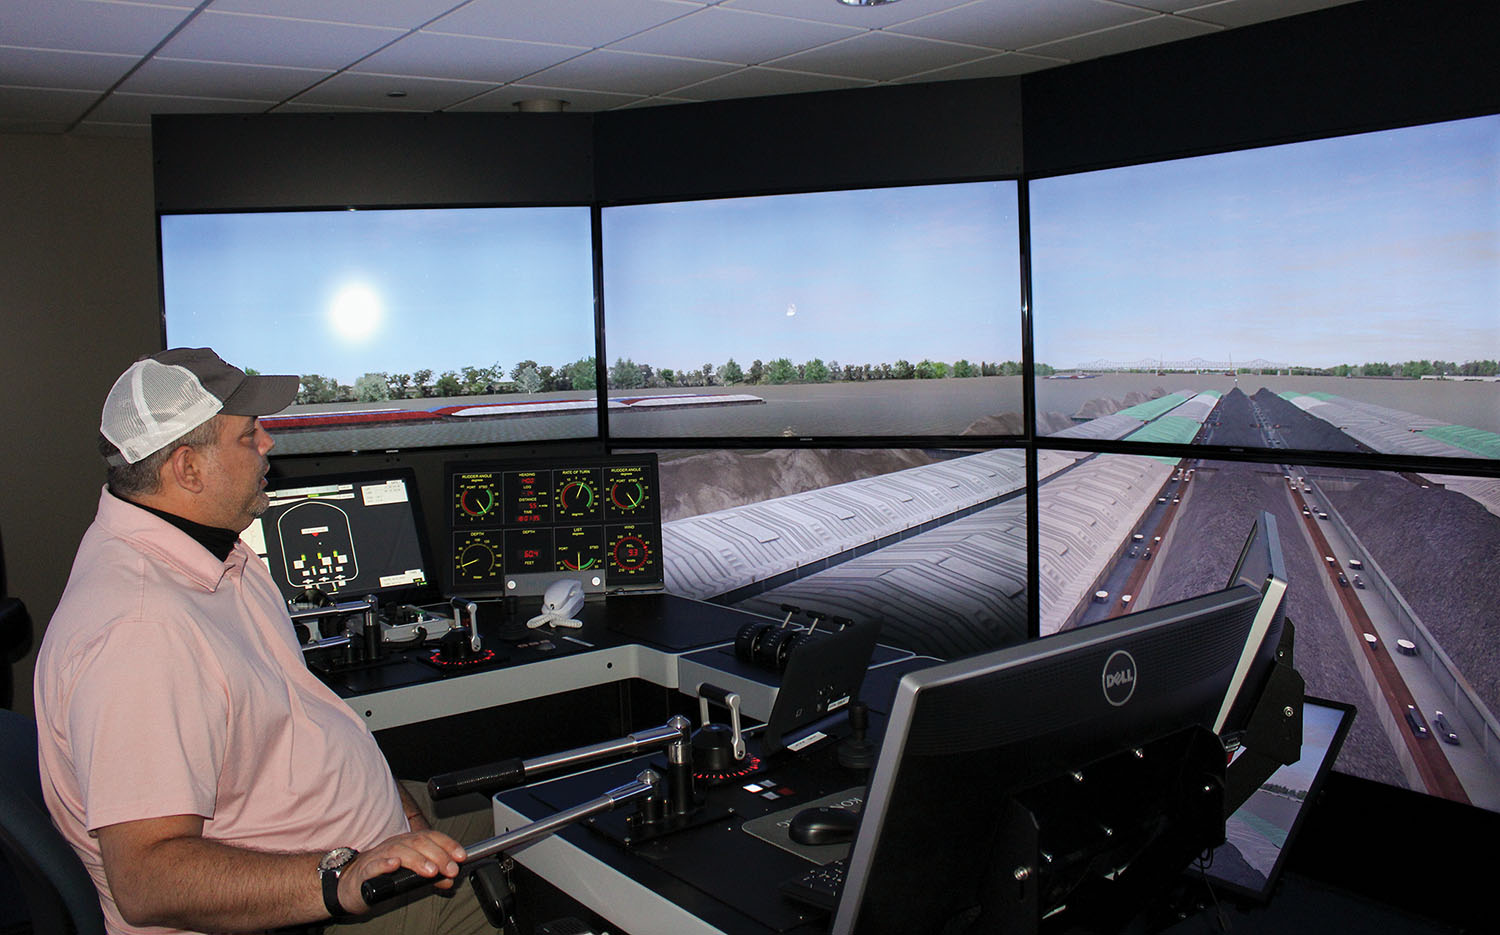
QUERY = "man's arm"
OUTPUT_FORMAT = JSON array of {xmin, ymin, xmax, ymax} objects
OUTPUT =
[
  {"xmin": 96, "ymin": 814, "xmax": 466, "ymax": 931},
  {"xmin": 398, "ymin": 781, "xmax": 431, "ymax": 832}
]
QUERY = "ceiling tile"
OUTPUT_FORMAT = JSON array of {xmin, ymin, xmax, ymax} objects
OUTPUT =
[
  {"xmin": 1023, "ymin": 14, "xmax": 1222, "ymax": 60},
  {"xmin": 671, "ymin": 65, "xmax": 875, "ymax": 102},
  {"xmin": 1116, "ymin": 0, "xmax": 1223, "ymax": 12},
  {"xmin": 0, "ymin": 86, "xmax": 99, "ymax": 127},
  {"xmin": 768, "ymin": 31, "xmax": 994, "ymax": 82},
  {"xmin": 887, "ymin": 0, "xmax": 1154, "ymax": 51},
  {"xmin": 271, "ymin": 100, "xmax": 391, "ymax": 113},
  {"xmin": 721, "ymin": 0, "xmax": 982, "ymax": 30},
  {"xmin": 355, "ymin": 32, "xmax": 587, "ymax": 83},
  {"xmin": 206, "ymin": 0, "xmax": 471, "ymax": 30},
  {"xmin": 449, "ymin": 84, "xmax": 646, "ymax": 112},
  {"xmin": 426, "ymin": 0, "xmax": 701, "ymax": 48},
  {"xmin": 287, "ymin": 71, "xmax": 498, "ymax": 110},
  {"xmin": 119, "ymin": 58, "xmax": 332, "ymax": 100},
  {"xmin": 87, "ymin": 91, "xmax": 273, "ymax": 125},
  {"xmin": 72, "ymin": 119, "xmax": 153, "ymax": 138},
  {"xmin": 520, "ymin": 49, "xmax": 739, "ymax": 96},
  {"xmin": 157, "ymin": 10, "xmax": 403, "ymax": 69},
  {"xmin": 0, "ymin": 47, "xmax": 138, "ymax": 91},
  {"xmin": 606, "ymin": 6, "xmax": 863, "ymax": 65},
  {"xmin": 1178, "ymin": 0, "xmax": 1362, "ymax": 29},
  {"xmin": 0, "ymin": 0, "xmax": 193, "ymax": 55},
  {"xmin": 893, "ymin": 50, "xmax": 1066, "ymax": 84}
]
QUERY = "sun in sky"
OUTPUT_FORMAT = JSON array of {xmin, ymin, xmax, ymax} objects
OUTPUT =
[{"xmin": 329, "ymin": 281, "xmax": 383, "ymax": 341}]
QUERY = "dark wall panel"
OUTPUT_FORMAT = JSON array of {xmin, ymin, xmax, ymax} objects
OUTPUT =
[
  {"xmin": 152, "ymin": 113, "xmax": 595, "ymax": 212},
  {"xmin": 1022, "ymin": 0, "xmax": 1500, "ymax": 177},
  {"xmin": 593, "ymin": 78, "xmax": 1023, "ymax": 203}
]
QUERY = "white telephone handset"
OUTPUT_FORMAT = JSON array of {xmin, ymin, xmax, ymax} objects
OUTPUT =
[{"xmin": 526, "ymin": 579, "xmax": 585, "ymax": 629}]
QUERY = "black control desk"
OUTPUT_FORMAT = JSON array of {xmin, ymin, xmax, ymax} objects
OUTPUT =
[
  {"xmin": 487, "ymin": 658, "xmax": 926, "ymax": 935},
  {"xmin": 315, "ymin": 591, "xmax": 924, "ymax": 934}
]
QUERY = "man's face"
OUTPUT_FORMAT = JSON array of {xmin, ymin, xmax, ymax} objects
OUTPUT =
[{"xmin": 197, "ymin": 415, "xmax": 275, "ymax": 531}]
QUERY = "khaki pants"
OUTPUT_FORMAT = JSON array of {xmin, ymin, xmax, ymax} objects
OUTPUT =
[{"xmin": 329, "ymin": 781, "xmax": 499, "ymax": 935}]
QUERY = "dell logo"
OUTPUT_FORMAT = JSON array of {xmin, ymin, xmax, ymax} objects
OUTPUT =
[{"xmin": 1102, "ymin": 650, "xmax": 1137, "ymax": 706}]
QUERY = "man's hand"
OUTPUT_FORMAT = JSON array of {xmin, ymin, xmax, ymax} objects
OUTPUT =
[
  {"xmin": 96, "ymin": 815, "xmax": 467, "ymax": 929},
  {"xmin": 335, "ymin": 829, "xmax": 468, "ymax": 914}
]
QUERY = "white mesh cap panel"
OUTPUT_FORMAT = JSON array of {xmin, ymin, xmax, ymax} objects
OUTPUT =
[{"xmin": 101, "ymin": 359, "xmax": 224, "ymax": 463}]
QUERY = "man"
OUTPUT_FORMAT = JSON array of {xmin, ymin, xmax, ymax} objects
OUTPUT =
[{"xmin": 35, "ymin": 349, "xmax": 485, "ymax": 934}]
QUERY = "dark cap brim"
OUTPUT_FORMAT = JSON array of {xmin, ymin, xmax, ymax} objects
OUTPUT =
[{"xmin": 219, "ymin": 373, "xmax": 300, "ymax": 417}]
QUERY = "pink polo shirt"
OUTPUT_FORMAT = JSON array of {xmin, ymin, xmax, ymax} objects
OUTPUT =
[{"xmin": 35, "ymin": 489, "xmax": 406, "ymax": 935}]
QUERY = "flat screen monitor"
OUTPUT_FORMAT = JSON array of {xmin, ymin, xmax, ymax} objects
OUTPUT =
[
  {"xmin": 447, "ymin": 453, "xmax": 663, "ymax": 598},
  {"xmin": 600, "ymin": 180, "xmax": 1024, "ymax": 442},
  {"xmin": 1030, "ymin": 113, "xmax": 1500, "ymax": 466},
  {"xmin": 830, "ymin": 579, "xmax": 1277, "ymax": 934},
  {"xmin": 1206, "ymin": 696, "xmax": 1354, "ymax": 902},
  {"xmin": 243, "ymin": 468, "xmax": 433, "ymax": 606},
  {"xmin": 159, "ymin": 204, "xmax": 598, "ymax": 456}
]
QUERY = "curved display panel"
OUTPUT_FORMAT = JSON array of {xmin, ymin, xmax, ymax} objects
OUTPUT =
[
  {"xmin": 600, "ymin": 181, "xmax": 1024, "ymax": 442},
  {"xmin": 160, "ymin": 205, "xmax": 598, "ymax": 455},
  {"xmin": 1031, "ymin": 114, "xmax": 1500, "ymax": 463}
]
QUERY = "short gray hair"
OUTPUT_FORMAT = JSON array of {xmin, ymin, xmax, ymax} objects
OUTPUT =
[{"xmin": 100, "ymin": 414, "xmax": 223, "ymax": 498}]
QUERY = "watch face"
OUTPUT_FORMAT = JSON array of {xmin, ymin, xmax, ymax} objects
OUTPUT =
[{"xmin": 319, "ymin": 846, "xmax": 358, "ymax": 872}]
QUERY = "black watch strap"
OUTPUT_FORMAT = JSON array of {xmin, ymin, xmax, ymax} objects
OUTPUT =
[{"xmin": 318, "ymin": 847, "xmax": 359, "ymax": 920}]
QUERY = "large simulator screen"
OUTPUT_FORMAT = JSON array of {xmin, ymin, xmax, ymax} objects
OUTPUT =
[
  {"xmin": 1035, "ymin": 447, "xmax": 1500, "ymax": 815},
  {"xmin": 447, "ymin": 454, "xmax": 663, "ymax": 597},
  {"xmin": 1031, "ymin": 113, "xmax": 1500, "ymax": 463},
  {"xmin": 160, "ymin": 205, "xmax": 598, "ymax": 455},
  {"xmin": 600, "ymin": 180, "xmax": 1024, "ymax": 442},
  {"xmin": 244, "ymin": 469, "xmax": 432, "ymax": 605}
]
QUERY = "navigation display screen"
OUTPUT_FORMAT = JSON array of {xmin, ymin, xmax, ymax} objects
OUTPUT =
[
  {"xmin": 244, "ymin": 468, "xmax": 432, "ymax": 605},
  {"xmin": 447, "ymin": 454, "xmax": 663, "ymax": 597}
]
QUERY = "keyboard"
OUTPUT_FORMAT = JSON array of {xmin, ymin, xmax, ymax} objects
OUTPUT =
[{"xmin": 779, "ymin": 857, "xmax": 847, "ymax": 912}]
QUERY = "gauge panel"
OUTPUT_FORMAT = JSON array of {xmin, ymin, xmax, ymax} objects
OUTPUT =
[{"xmin": 445, "ymin": 455, "xmax": 661, "ymax": 597}]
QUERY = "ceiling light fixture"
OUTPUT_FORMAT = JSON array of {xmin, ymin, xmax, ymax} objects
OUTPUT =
[
  {"xmin": 837, "ymin": 0, "xmax": 901, "ymax": 6},
  {"xmin": 513, "ymin": 98, "xmax": 570, "ymax": 113}
]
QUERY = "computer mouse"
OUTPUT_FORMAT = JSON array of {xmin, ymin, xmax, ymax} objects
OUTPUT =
[{"xmin": 788, "ymin": 806, "xmax": 859, "ymax": 846}]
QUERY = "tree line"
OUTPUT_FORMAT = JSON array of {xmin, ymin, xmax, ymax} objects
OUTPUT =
[
  {"xmin": 1108, "ymin": 359, "xmax": 1499, "ymax": 379},
  {"xmin": 293, "ymin": 358, "xmax": 597, "ymax": 404},
  {"xmin": 290, "ymin": 355, "xmax": 1052, "ymax": 403},
  {"xmin": 606, "ymin": 356, "xmax": 1054, "ymax": 390}
]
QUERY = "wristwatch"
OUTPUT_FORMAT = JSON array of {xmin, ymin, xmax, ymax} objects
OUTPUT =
[{"xmin": 317, "ymin": 846, "xmax": 359, "ymax": 920}]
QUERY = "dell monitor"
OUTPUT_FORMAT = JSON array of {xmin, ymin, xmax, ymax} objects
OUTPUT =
[{"xmin": 830, "ymin": 516, "xmax": 1291, "ymax": 934}]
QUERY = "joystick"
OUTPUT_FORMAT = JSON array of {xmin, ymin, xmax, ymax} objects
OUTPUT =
[
  {"xmin": 437, "ymin": 629, "xmax": 476, "ymax": 664},
  {"xmin": 837, "ymin": 700, "xmax": 878, "ymax": 771}
]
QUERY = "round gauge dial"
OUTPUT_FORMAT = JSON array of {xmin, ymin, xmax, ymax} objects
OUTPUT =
[
  {"xmin": 610, "ymin": 531, "xmax": 653, "ymax": 573},
  {"xmin": 452, "ymin": 532, "xmax": 503, "ymax": 584},
  {"xmin": 555, "ymin": 526, "xmax": 604, "ymax": 572},
  {"xmin": 556, "ymin": 471, "xmax": 602, "ymax": 521},
  {"xmin": 453, "ymin": 475, "xmax": 502, "ymax": 524}
]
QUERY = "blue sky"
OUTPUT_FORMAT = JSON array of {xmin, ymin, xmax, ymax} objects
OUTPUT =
[
  {"xmin": 162, "ymin": 206, "xmax": 596, "ymax": 385},
  {"xmin": 601, "ymin": 181, "xmax": 1022, "ymax": 371},
  {"xmin": 1031, "ymin": 114, "xmax": 1500, "ymax": 370}
]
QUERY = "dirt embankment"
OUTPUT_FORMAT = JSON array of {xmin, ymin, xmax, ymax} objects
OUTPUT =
[
  {"xmin": 1322, "ymin": 470, "xmax": 1500, "ymax": 719},
  {"xmin": 654, "ymin": 448, "xmax": 943, "ymax": 521}
]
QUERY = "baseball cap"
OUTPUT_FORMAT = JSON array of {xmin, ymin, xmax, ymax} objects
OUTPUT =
[{"xmin": 101, "ymin": 348, "xmax": 299, "ymax": 464}]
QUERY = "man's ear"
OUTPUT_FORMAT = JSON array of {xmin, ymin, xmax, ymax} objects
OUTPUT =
[{"xmin": 163, "ymin": 444, "xmax": 207, "ymax": 495}]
